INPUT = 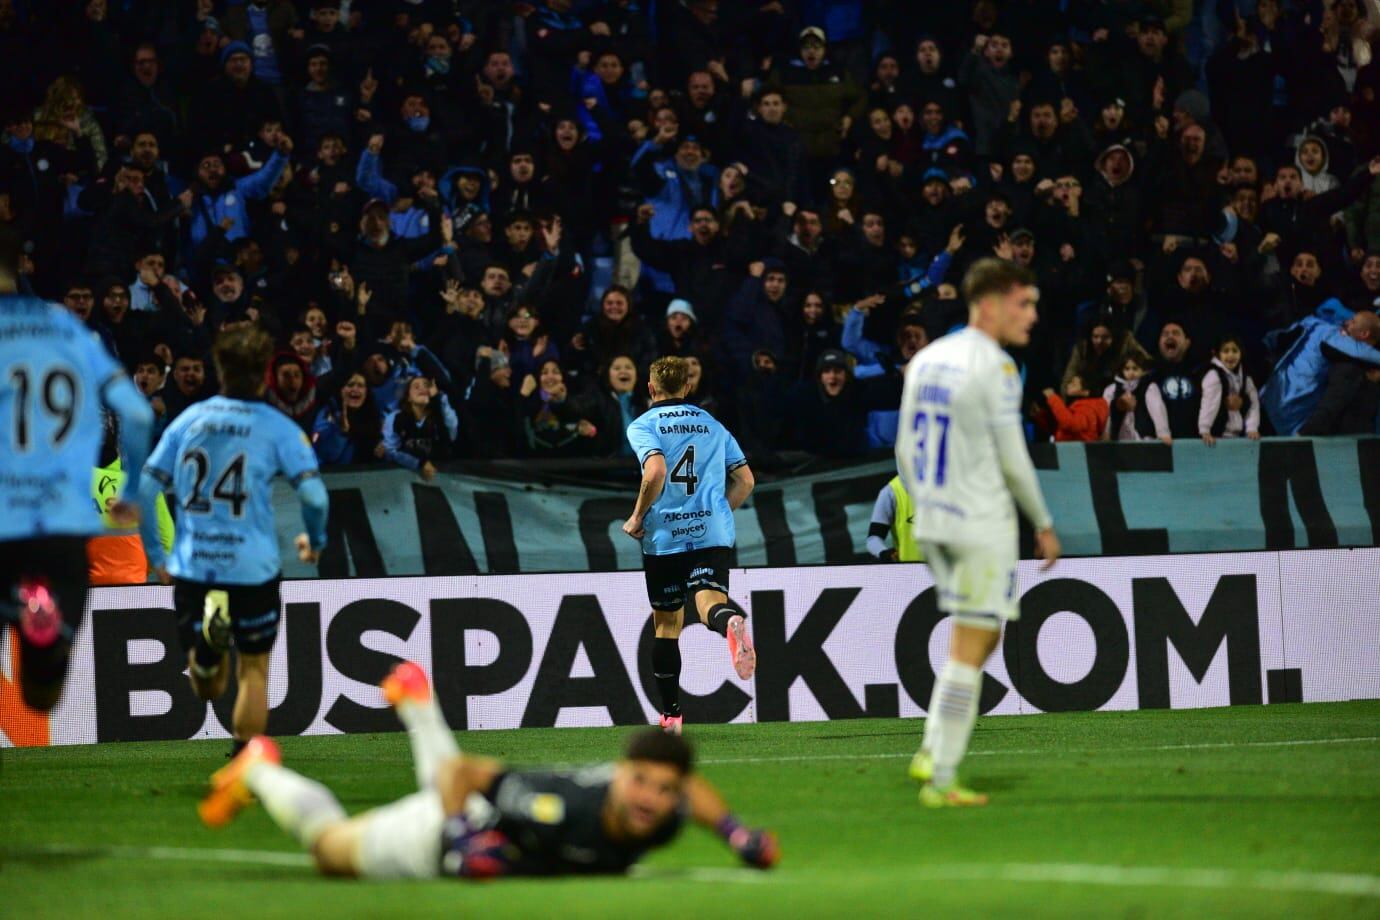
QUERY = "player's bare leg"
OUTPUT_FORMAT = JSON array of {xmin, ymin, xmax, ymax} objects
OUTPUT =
[
  {"xmin": 186, "ymin": 649, "xmax": 230, "ymax": 700},
  {"xmin": 311, "ymin": 816, "xmax": 369, "ymax": 877},
  {"xmin": 913, "ymin": 622, "xmax": 999, "ymax": 807},
  {"xmin": 694, "ymin": 590, "xmax": 755, "ymax": 680},
  {"xmin": 233, "ymin": 651, "xmax": 270, "ymax": 743},
  {"xmin": 652, "ymin": 608, "xmax": 685, "ymax": 734}
]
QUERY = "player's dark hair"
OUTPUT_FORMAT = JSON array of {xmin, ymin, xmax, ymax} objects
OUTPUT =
[
  {"xmin": 962, "ymin": 257, "xmax": 1037, "ymax": 305},
  {"xmin": 650, "ymin": 356, "xmax": 690, "ymax": 398},
  {"xmin": 602, "ymin": 283, "xmax": 633, "ymax": 306},
  {"xmin": 213, "ymin": 326, "xmax": 274, "ymax": 399},
  {"xmin": 624, "ymin": 729, "xmax": 694, "ymax": 775},
  {"xmin": 1213, "ymin": 334, "xmax": 1245, "ymax": 356}
]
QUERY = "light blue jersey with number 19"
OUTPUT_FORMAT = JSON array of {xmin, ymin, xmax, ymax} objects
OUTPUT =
[
  {"xmin": 626, "ymin": 399, "xmax": 746, "ymax": 556},
  {"xmin": 144, "ymin": 396, "xmax": 321, "ymax": 584},
  {"xmin": 0, "ymin": 294, "xmax": 149, "ymax": 541}
]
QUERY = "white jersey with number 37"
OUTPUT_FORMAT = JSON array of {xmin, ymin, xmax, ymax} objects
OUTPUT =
[{"xmin": 897, "ymin": 327, "xmax": 1053, "ymax": 547}]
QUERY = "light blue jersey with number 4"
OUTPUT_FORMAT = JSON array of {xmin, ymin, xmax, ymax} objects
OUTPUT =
[
  {"xmin": 145, "ymin": 396, "xmax": 320, "ymax": 584},
  {"xmin": 626, "ymin": 399, "xmax": 746, "ymax": 555}
]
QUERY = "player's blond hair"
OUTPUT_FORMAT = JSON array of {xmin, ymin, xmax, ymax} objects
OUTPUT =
[
  {"xmin": 213, "ymin": 326, "xmax": 274, "ymax": 399},
  {"xmin": 649, "ymin": 356, "xmax": 690, "ymax": 398}
]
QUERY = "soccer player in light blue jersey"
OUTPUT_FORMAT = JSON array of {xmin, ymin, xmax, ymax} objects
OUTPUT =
[
  {"xmin": 623, "ymin": 357, "xmax": 756, "ymax": 735},
  {"xmin": 139, "ymin": 326, "xmax": 328, "ymax": 757},
  {"xmin": 0, "ymin": 226, "xmax": 154, "ymax": 712}
]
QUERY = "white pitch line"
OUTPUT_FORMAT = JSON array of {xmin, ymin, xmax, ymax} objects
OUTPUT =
[
  {"xmin": 697, "ymin": 734, "xmax": 1380, "ymax": 765},
  {"xmin": 630, "ymin": 865, "xmax": 770, "ymax": 884},
  {"xmin": 891, "ymin": 863, "xmax": 1380, "ymax": 899},
  {"xmin": 15, "ymin": 843, "xmax": 312, "ymax": 868},
  {"xmin": 14, "ymin": 845, "xmax": 1379, "ymax": 898}
]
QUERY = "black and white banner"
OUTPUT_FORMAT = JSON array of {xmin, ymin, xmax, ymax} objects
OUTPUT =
[
  {"xmin": 10, "ymin": 548, "xmax": 1378, "ymax": 746},
  {"xmin": 277, "ymin": 438, "xmax": 1380, "ymax": 578}
]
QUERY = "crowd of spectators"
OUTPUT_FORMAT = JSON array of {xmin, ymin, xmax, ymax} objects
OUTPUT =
[{"xmin": 5, "ymin": 0, "xmax": 1380, "ymax": 476}]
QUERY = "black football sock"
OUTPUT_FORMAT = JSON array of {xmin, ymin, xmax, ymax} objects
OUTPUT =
[
  {"xmin": 192, "ymin": 635, "xmax": 222, "ymax": 676},
  {"xmin": 652, "ymin": 638, "xmax": 682, "ymax": 716},
  {"xmin": 705, "ymin": 603, "xmax": 739, "ymax": 637}
]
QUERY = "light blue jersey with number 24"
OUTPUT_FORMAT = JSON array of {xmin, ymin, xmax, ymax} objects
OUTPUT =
[
  {"xmin": 145, "ymin": 396, "xmax": 320, "ymax": 584},
  {"xmin": 626, "ymin": 399, "xmax": 746, "ymax": 556}
]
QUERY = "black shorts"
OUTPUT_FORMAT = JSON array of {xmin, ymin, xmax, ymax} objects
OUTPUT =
[
  {"xmin": 642, "ymin": 547, "xmax": 731, "ymax": 613},
  {"xmin": 173, "ymin": 576, "xmax": 282, "ymax": 656}
]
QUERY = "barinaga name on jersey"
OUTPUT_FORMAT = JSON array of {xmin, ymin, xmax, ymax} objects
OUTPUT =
[
  {"xmin": 626, "ymin": 400, "xmax": 746, "ymax": 555},
  {"xmin": 145, "ymin": 396, "xmax": 320, "ymax": 584},
  {"xmin": 0, "ymin": 295, "xmax": 124, "ymax": 540}
]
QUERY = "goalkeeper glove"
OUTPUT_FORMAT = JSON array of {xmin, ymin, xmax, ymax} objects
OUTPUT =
[{"xmin": 716, "ymin": 814, "xmax": 779, "ymax": 869}]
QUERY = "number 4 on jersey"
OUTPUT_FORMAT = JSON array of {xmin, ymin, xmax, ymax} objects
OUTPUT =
[
  {"xmin": 671, "ymin": 445, "xmax": 698, "ymax": 496},
  {"xmin": 910, "ymin": 411, "xmax": 951, "ymax": 485}
]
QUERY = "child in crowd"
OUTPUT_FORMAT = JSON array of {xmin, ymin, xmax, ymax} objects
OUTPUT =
[
  {"xmin": 1038, "ymin": 374, "xmax": 1109, "ymax": 442},
  {"xmin": 1103, "ymin": 354, "xmax": 1171, "ymax": 443},
  {"xmin": 382, "ymin": 376, "xmax": 458, "ymax": 480},
  {"xmin": 1198, "ymin": 336, "xmax": 1261, "ymax": 444}
]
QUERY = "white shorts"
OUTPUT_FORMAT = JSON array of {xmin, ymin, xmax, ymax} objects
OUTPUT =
[
  {"xmin": 357, "ymin": 790, "xmax": 446, "ymax": 880},
  {"xmin": 921, "ymin": 537, "xmax": 1019, "ymax": 629}
]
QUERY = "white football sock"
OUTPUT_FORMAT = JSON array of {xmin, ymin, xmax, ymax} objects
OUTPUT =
[
  {"xmin": 921, "ymin": 661, "xmax": 983, "ymax": 787},
  {"xmin": 397, "ymin": 698, "xmax": 460, "ymax": 790},
  {"xmin": 244, "ymin": 762, "xmax": 346, "ymax": 848}
]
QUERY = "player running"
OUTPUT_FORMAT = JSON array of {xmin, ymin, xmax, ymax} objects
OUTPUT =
[
  {"xmin": 898, "ymin": 258, "xmax": 1061, "ymax": 808},
  {"xmin": 0, "ymin": 226, "xmax": 154, "ymax": 712},
  {"xmin": 621, "ymin": 356, "xmax": 756, "ymax": 735},
  {"xmin": 200, "ymin": 660, "xmax": 779, "ymax": 879},
  {"xmin": 137, "ymin": 326, "xmax": 328, "ymax": 757}
]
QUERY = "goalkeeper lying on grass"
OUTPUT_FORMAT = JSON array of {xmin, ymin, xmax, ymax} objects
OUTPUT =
[{"xmin": 200, "ymin": 661, "xmax": 779, "ymax": 879}]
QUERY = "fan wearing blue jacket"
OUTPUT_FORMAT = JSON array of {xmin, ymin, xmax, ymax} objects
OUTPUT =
[
  {"xmin": 1261, "ymin": 300, "xmax": 1380, "ymax": 435},
  {"xmin": 186, "ymin": 136, "xmax": 292, "ymax": 249}
]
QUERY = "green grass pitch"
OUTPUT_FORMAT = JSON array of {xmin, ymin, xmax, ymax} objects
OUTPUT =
[{"xmin": 4, "ymin": 702, "xmax": 1379, "ymax": 918}]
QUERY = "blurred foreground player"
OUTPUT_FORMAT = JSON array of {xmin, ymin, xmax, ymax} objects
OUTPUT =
[
  {"xmin": 201, "ymin": 661, "xmax": 779, "ymax": 878},
  {"xmin": 138, "ymin": 326, "xmax": 328, "ymax": 756},
  {"xmin": 0, "ymin": 225, "xmax": 154, "ymax": 711},
  {"xmin": 897, "ymin": 259, "xmax": 1061, "ymax": 807},
  {"xmin": 622, "ymin": 357, "xmax": 757, "ymax": 735}
]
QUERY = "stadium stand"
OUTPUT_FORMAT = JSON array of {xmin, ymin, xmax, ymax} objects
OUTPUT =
[{"xmin": 2, "ymin": 0, "xmax": 1379, "ymax": 467}]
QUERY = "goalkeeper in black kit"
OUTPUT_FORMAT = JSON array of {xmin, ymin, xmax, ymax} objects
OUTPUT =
[{"xmin": 199, "ymin": 661, "xmax": 779, "ymax": 878}]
